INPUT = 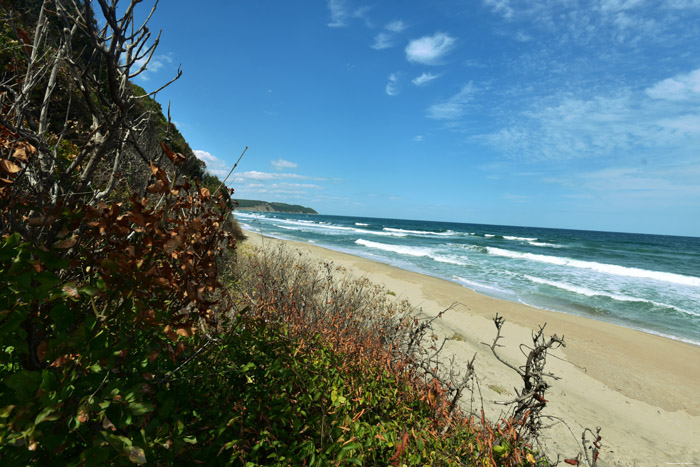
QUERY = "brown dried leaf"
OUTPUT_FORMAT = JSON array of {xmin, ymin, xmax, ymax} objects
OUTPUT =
[
  {"xmin": 148, "ymin": 350, "xmax": 160, "ymax": 363},
  {"xmin": 62, "ymin": 284, "xmax": 79, "ymax": 298},
  {"xmin": 54, "ymin": 236, "xmax": 77, "ymax": 249},
  {"xmin": 176, "ymin": 326, "xmax": 195, "ymax": 337},
  {"xmin": 102, "ymin": 416, "xmax": 116, "ymax": 431},
  {"xmin": 146, "ymin": 179, "xmax": 167, "ymax": 194},
  {"xmin": 0, "ymin": 159, "xmax": 21, "ymax": 174},
  {"xmin": 160, "ymin": 142, "xmax": 186, "ymax": 166},
  {"xmin": 37, "ymin": 341, "xmax": 48, "ymax": 361},
  {"xmin": 164, "ymin": 325, "xmax": 178, "ymax": 342}
]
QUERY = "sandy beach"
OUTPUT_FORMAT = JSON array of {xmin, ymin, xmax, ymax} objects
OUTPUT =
[{"xmin": 242, "ymin": 230, "xmax": 700, "ymax": 466}]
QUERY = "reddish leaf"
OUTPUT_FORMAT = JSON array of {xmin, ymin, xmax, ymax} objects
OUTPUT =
[{"xmin": 564, "ymin": 459, "xmax": 579, "ymax": 465}]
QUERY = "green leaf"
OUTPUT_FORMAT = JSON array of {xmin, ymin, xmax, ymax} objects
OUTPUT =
[
  {"xmin": 128, "ymin": 402, "xmax": 154, "ymax": 416},
  {"xmin": 127, "ymin": 446, "xmax": 147, "ymax": 465},
  {"xmin": 4, "ymin": 370, "xmax": 42, "ymax": 401},
  {"xmin": 0, "ymin": 405, "xmax": 16, "ymax": 418},
  {"xmin": 35, "ymin": 405, "xmax": 61, "ymax": 425}
]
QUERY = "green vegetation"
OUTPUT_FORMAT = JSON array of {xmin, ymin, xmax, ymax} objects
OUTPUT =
[
  {"xmin": 0, "ymin": 1, "xmax": 586, "ymax": 465},
  {"xmin": 236, "ymin": 199, "xmax": 319, "ymax": 214}
]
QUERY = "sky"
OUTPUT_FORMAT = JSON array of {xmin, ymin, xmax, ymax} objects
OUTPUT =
[{"xmin": 131, "ymin": 0, "xmax": 700, "ymax": 236}]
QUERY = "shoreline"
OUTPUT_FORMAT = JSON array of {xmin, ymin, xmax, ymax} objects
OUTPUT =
[{"xmin": 241, "ymin": 229, "xmax": 700, "ymax": 465}]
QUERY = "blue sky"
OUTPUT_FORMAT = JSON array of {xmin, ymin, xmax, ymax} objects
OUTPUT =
[{"xmin": 134, "ymin": 0, "xmax": 700, "ymax": 236}]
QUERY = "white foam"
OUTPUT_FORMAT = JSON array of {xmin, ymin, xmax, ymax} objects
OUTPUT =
[
  {"xmin": 383, "ymin": 227, "xmax": 456, "ymax": 237},
  {"xmin": 487, "ymin": 247, "xmax": 700, "ymax": 287},
  {"xmin": 268, "ymin": 218, "xmax": 407, "ymax": 237},
  {"xmin": 504, "ymin": 236, "xmax": 537, "ymax": 242},
  {"xmin": 355, "ymin": 222, "xmax": 369, "ymax": 226},
  {"xmin": 432, "ymin": 254, "xmax": 470, "ymax": 266},
  {"xmin": 453, "ymin": 276, "xmax": 507, "ymax": 293},
  {"xmin": 524, "ymin": 276, "xmax": 697, "ymax": 316},
  {"xmin": 528, "ymin": 241, "xmax": 562, "ymax": 248},
  {"xmin": 484, "ymin": 234, "xmax": 496, "ymax": 238},
  {"xmin": 355, "ymin": 238, "xmax": 432, "ymax": 257}
]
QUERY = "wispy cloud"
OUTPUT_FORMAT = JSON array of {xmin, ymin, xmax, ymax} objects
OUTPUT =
[
  {"xmin": 412, "ymin": 72, "xmax": 440, "ymax": 86},
  {"xmin": 413, "ymin": 135, "xmax": 425, "ymax": 142},
  {"xmin": 271, "ymin": 159, "xmax": 298, "ymax": 170},
  {"xmin": 385, "ymin": 20, "xmax": 407, "ymax": 32},
  {"xmin": 235, "ymin": 171, "xmax": 307, "ymax": 182},
  {"xmin": 134, "ymin": 53, "xmax": 174, "ymax": 81},
  {"xmin": 544, "ymin": 162, "xmax": 700, "ymax": 206},
  {"xmin": 371, "ymin": 19, "xmax": 408, "ymax": 49},
  {"xmin": 327, "ymin": 0, "xmax": 372, "ymax": 27},
  {"xmin": 482, "ymin": 0, "xmax": 700, "ymax": 47},
  {"xmin": 385, "ymin": 73, "xmax": 400, "ymax": 96},
  {"xmin": 483, "ymin": 0, "xmax": 515, "ymax": 20},
  {"xmin": 645, "ymin": 68, "xmax": 700, "ymax": 101},
  {"xmin": 405, "ymin": 32, "xmax": 456, "ymax": 65},
  {"xmin": 193, "ymin": 149, "xmax": 229, "ymax": 178},
  {"xmin": 426, "ymin": 83, "xmax": 477, "ymax": 119},
  {"xmin": 482, "ymin": 68, "xmax": 700, "ymax": 162},
  {"xmin": 371, "ymin": 33, "xmax": 393, "ymax": 50},
  {"xmin": 327, "ymin": 0, "xmax": 349, "ymax": 27}
]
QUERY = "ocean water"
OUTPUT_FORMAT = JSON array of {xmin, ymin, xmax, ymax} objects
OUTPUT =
[{"xmin": 235, "ymin": 211, "xmax": 700, "ymax": 346}]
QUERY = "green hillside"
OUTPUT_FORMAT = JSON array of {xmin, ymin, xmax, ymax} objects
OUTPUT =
[{"xmin": 236, "ymin": 199, "xmax": 318, "ymax": 214}]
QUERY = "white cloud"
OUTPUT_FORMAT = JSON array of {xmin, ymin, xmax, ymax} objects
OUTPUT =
[
  {"xmin": 371, "ymin": 19, "xmax": 408, "ymax": 50},
  {"xmin": 371, "ymin": 33, "xmax": 393, "ymax": 50},
  {"xmin": 271, "ymin": 159, "xmax": 298, "ymax": 170},
  {"xmin": 481, "ymin": 67, "xmax": 700, "ymax": 162},
  {"xmin": 134, "ymin": 53, "xmax": 173, "ymax": 81},
  {"xmin": 385, "ymin": 20, "xmax": 407, "ymax": 32},
  {"xmin": 194, "ymin": 149, "xmax": 230, "ymax": 177},
  {"xmin": 327, "ymin": 0, "xmax": 372, "ymax": 28},
  {"xmin": 405, "ymin": 32, "xmax": 456, "ymax": 65},
  {"xmin": 599, "ymin": 0, "xmax": 646, "ymax": 12},
  {"xmin": 385, "ymin": 73, "xmax": 400, "ymax": 96},
  {"xmin": 235, "ymin": 171, "xmax": 306, "ymax": 182},
  {"xmin": 426, "ymin": 83, "xmax": 477, "ymax": 119},
  {"xmin": 412, "ymin": 72, "xmax": 440, "ymax": 86},
  {"xmin": 645, "ymin": 68, "xmax": 700, "ymax": 101},
  {"xmin": 414, "ymin": 135, "xmax": 425, "ymax": 142},
  {"xmin": 484, "ymin": 0, "xmax": 515, "ymax": 20},
  {"xmin": 327, "ymin": 0, "xmax": 348, "ymax": 27}
]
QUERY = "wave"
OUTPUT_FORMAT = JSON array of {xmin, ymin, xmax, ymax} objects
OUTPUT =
[
  {"xmin": 453, "ymin": 276, "xmax": 507, "ymax": 293},
  {"xmin": 487, "ymin": 247, "xmax": 700, "ymax": 287},
  {"xmin": 355, "ymin": 239, "xmax": 470, "ymax": 266},
  {"xmin": 383, "ymin": 227, "xmax": 456, "ymax": 237},
  {"xmin": 528, "ymin": 241, "xmax": 562, "ymax": 248},
  {"xmin": 355, "ymin": 222, "xmax": 369, "ymax": 226},
  {"xmin": 267, "ymin": 218, "xmax": 408, "ymax": 237},
  {"xmin": 524, "ymin": 276, "xmax": 698, "ymax": 317},
  {"xmin": 484, "ymin": 234, "xmax": 496, "ymax": 238},
  {"xmin": 504, "ymin": 236, "xmax": 538, "ymax": 242},
  {"xmin": 356, "ymin": 239, "xmax": 432, "ymax": 257}
]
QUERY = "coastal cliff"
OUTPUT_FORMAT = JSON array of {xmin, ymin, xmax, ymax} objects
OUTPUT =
[{"xmin": 235, "ymin": 199, "xmax": 318, "ymax": 214}]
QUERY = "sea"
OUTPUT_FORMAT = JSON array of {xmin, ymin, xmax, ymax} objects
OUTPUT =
[{"xmin": 234, "ymin": 211, "xmax": 700, "ymax": 346}]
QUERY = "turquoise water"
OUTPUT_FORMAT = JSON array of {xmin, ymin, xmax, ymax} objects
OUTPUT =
[{"xmin": 235, "ymin": 211, "xmax": 700, "ymax": 346}]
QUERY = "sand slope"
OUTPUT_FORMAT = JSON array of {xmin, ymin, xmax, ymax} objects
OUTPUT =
[{"xmin": 243, "ymin": 231, "xmax": 700, "ymax": 466}]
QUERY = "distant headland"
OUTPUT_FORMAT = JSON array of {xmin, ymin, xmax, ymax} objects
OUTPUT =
[{"xmin": 235, "ymin": 199, "xmax": 318, "ymax": 214}]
